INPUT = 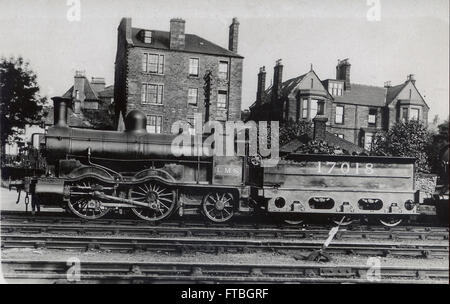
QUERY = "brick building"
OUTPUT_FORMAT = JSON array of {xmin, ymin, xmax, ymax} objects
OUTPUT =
[
  {"xmin": 5, "ymin": 72, "xmax": 114, "ymax": 155},
  {"xmin": 249, "ymin": 59, "xmax": 429, "ymax": 150},
  {"xmin": 48, "ymin": 71, "xmax": 115, "ymax": 129},
  {"xmin": 114, "ymin": 17, "xmax": 244, "ymax": 133}
]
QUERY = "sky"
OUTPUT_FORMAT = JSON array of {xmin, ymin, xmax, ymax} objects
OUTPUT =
[{"xmin": 0, "ymin": 0, "xmax": 448, "ymax": 122}]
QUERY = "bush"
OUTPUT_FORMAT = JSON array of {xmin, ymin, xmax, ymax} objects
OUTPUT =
[
  {"xmin": 371, "ymin": 120, "xmax": 432, "ymax": 172},
  {"xmin": 279, "ymin": 120, "xmax": 312, "ymax": 147}
]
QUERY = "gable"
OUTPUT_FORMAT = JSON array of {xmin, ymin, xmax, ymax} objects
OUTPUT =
[
  {"xmin": 389, "ymin": 81, "xmax": 429, "ymax": 109},
  {"xmin": 287, "ymin": 71, "xmax": 331, "ymax": 98}
]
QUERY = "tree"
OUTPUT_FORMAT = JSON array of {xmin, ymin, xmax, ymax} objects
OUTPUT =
[
  {"xmin": 279, "ymin": 120, "xmax": 312, "ymax": 147},
  {"xmin": 370, "ymin": 120, "xmax": 432, "ymax": 172},
  {"xmin": 0, "ymin": 57, "xmax": 46, "ymax": 160},
  {"xmin": 428, "ymin": 118, "xmax": 449, "ymax": 173}
]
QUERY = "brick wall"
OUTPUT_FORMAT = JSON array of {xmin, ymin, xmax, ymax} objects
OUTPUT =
[{"xmin": 116, "ymin": 46, "xmax": 242, "ymax": 133}]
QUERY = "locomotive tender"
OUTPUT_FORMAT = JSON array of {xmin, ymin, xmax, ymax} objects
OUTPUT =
[{"xmin": 11, "ymin": 97, "xmax": 423, "ymax": 226}]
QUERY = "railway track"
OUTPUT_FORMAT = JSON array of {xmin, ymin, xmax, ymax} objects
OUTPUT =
[
  {"xmin": 1, "ymin": 211, "xmax": 448, "ymax": 242},
  {"xmin": 1, "ymin": 234, "xmax": 448, "ymax": 258},
  {"xmin": 2, "ymin": 259, "xmax": 448, "ymax": 283},
  {"xmin": 1, "ymin": 221, "xmax": 448, "ymax": 241}
]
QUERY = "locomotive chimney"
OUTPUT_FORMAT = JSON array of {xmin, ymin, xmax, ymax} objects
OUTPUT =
[{"xmin": 52, "ymin": 96, "xmax": 71, "ymax": 127}]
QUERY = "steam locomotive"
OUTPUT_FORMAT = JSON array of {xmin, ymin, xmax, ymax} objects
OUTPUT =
[{"xmin": 8, "ymin": 97, "xmax": 438, "ymax": 226}]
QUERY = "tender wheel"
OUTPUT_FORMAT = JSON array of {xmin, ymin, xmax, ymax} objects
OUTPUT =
[
  {"xmin": 68, "ymin": 180, "xmax": 110, "ymax": 220},
  {"xmin": 202, "ymin": 192, "xmax": 234, "ymax": 223},
  {"xmin": 379, "ymin": 217, "xmax": 403, "ymax": 227},
  {"xmin": 283, "ymin": 214, "xmax": 305, "ymax": 225},
  {"xmin": 331, "ymin": 216, "xmax": 355, "ymax": 226},
  {"xmin": 129, "ymin": 182, "xmax": 176, "ymax": 221}
]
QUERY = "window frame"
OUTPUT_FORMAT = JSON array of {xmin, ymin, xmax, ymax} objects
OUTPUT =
[
  {"xmin": 187, "ymin": 116, "xmax": 196, "ymax": 135},
  {"xmin": 368, "ymin": 108, "xmax": 377, "ymax": 126},
  {"xmin": 189, "ymin": 58, "xmax": 200, "ymax": 77},
  {"xmin": 217, "ymin": 90, "xmax": 228, "ymax": 109},
  {"xmin": 310, "ymin": 99, "xmax": 319, "ymax": 119},
  {"xmin": 301, "ymin": 99, "xmax": 308, "ymax": 119},
  {"xmin": 141, "ymin": 83, "xmax": 164, "ymax": 105},
  {"xmin": 364, "ymin": 132, "xmax": 374, "ymax": 150},
  {"xmin": 142, "ymin": 52, "xmax": 164, "ymax": 75},
  {"xmin": 218, "ymin": 61, "xmax": 229, "ymax": 80},
  {"xmin": 335, "ymin": 104, "xmax": 344, "ymax": 124},
  {"xmin": 401, "ymin": 107, "xmax": 409, "ymax": 122},
  {"xmin": 146, "ymin": 115, "xmax": 163, "ymax": 134},
  {"xmin": 410, "ymin": 107, "xmax": 420, "ymax": 121},
  {"xmin": 143, "ymin": 30, "xmax": 152, "ymax": 43},
  {"xmin": 187, "ymin": 88, "xmax": 199, "ymax": 106}
]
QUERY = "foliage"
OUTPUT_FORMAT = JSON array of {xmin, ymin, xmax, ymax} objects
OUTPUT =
[
  {"xmin": 293, "ymin": 139, "xmax": 338, "ymax": 155},
  {"xmin": 370, "ymin": 120, "xmax": 432, "ymax": 172},
  {"xmin": 428, "ymin": 119, "xmax": 449, "ymax": 174},
  {"xmin": 279, "ymin": 120, "xmax": 312, "ymax": 147},
  {"xmin": 0, "ymin": 57, "xmax": 46, "ymax": 154},
  {"xmin": 82, "ymin": 104, "xmax": 115, "ymax": 130}
]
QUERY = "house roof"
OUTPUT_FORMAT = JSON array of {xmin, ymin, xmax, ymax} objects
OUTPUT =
[
  {"xmin": 62, "ymin": 78, "xmax": 99, "ymax": 101},
  {"xmin": 98, "ymin": 85, "xmax": 114, "ymax": 99},
  {"xmin": 385, "ymin": 83, "xmax": 407, "ymax": 104},
  {"xmin": 130, "ymin": 28, "xmax": 243, "ymax": 58},
  {"xmin": 44, "ymin": 107, "xmax": 94, "ymax": 128},
  {"xmin": 333, "ymin": 84, "xmax": 387, "ymax": 107},
  {"xmin": 253, "ymin": 73, "xmax": 308, "ymax": 107}
]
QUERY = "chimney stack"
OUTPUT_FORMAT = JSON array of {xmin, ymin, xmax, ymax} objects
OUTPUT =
[
  {"xmin": 91, "ymin": 77, "xmax": 106, "ymax": 93},
  {"xmin": 228, "ymin": 17, "xmax": 239, "ymax": 53},
  {"xmin": 384, "ymin": 81, "xmax": 392, "ymax": 88},
  {"xmin": 73, "ymin": 70, "xmax": 85, "ymax": 114},
  {"xmin": 313, "ymin": 115, "xmax": 328, "ymax": 141},
  {"xmin": 336, "ymin": 58, "xmax": 351, "ymax": 91},
  {"xmin": 272, "ymin": 59, "xmax": 283, "ymax": 103},
  {"xmin": 407, "ymin": 74, "xmax": 416, "ymax": 84},
  {"xmin": 118, "ymin": 17, "xmax": 133, "ymax": 45},
  {"xmin": 256, "ymin": 66, "xmax": 266, "ymax": 105},
  {"xmin": 170, "ymin": 18, "xmax": 186, "ymax": 50}
]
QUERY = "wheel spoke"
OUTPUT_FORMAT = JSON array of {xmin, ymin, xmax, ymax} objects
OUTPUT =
[
  {"xmin": 68, "ymin": 180, "xmax": 110, "ymax": 220},
  {"xmin": 202, "ymin": 192, "xmax": 234, "ymax": 223},
  {"xmin": 158, "ymin": 192, "xmax": 172, "ymax": 197},
  {"xmin": 130, "ymin": 182, "xmax": 175, "ymax": 222}
]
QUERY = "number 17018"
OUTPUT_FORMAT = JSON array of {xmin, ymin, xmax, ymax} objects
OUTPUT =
[{"xmin": 317, "ymin": 161, "xmax": 374, "ymax": 175}]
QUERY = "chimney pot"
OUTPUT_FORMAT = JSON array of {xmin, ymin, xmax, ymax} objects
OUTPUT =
[{"xmin": 407, "ymin": 74, "xmax": 416, "ymax": 84}]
